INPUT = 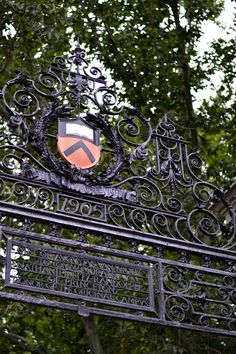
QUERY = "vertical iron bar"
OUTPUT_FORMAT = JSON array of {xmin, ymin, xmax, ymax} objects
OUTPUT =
[
  {"xmin": 157, "ymin": 260, "xmax": 165, "ymax": 320},
  {"xmin": 5, "ymin": 239, "xmax": 12, "ymax": 285}
]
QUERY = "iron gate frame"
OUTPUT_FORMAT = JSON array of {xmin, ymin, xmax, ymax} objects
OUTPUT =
[{"xmin": 0, "ymin": 41, "xmax": 236, "ymax": 337}]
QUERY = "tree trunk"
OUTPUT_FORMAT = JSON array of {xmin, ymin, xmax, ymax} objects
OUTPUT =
[
  {"xmin": 169, "ymin": 0, "xmax": 198, "ymax": 148},
  {"xmin": 83, "ymin": 317, "xmax": 106, "ymax": 354}
]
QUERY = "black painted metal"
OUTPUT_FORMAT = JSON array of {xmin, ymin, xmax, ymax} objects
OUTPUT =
[{"xmin": 0, "ymin": 41, "xmax": 236, "ymax": 336}]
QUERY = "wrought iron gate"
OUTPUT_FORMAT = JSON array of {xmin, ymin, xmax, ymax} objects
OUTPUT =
[{"xmin": 0, "ymin": 42, "xmax": 236, "ymax": 336}]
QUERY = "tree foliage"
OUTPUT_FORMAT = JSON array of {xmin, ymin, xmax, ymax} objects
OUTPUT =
[{"xmin": 0, "ymin": 0, "xmax": 236, "ymax": 353}]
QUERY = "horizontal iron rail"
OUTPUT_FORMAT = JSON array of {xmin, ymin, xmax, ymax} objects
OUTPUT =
[
  {"xmin": 0, "ymin": 292, "xmax": 235, "ymax": 337},
  {"xmin": 1, "ymin": 201, "xmax": 236, "ymax": 260},
  {"xmin": 3, "ymin": 226, "xmax": 236, "ymax": 276}
]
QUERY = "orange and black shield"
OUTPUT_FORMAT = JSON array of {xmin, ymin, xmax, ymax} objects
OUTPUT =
[{"xmin": 57, "ymin": 118, "xmax": 101, "ymax": 169}]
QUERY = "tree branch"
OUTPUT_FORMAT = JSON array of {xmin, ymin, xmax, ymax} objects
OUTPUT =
[{"xmin": 0, "ymin": 328, "xmax": 43, "ymax": 353}]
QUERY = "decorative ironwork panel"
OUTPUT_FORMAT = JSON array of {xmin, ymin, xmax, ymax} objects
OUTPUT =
[
  {"xmin": 6, "ymin": 240, "xmax": 154, "ymax": 311},
  {"xmin": 1, "ymin": 218, "xmax": 236, "ymax": 336},
  {"xmin": 0, "ymin": 41, "xmax": 236, "ymax": 336}
]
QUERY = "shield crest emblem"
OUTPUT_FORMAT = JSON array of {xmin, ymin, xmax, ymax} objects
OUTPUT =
[{"xmin": 57, "ymin": 118, "xmax": 101, "ymax": 169}]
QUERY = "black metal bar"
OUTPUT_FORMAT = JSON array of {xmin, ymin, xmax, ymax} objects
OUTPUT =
[{"xmin": 1, "ymin": 203, "xmax": 236, "ymax": 261}]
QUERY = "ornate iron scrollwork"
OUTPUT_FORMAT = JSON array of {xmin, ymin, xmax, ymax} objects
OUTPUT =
[
  {"xmin": 0, "ymin": 41, "xmax": 152, "ymax": 186},
  {"xmin": 0, "ymin": 40, "xmax": 236, "ymax": 337},
  {"xmin": 0, "ymin": 41, "xmax": 235, "ymax": 249}
]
